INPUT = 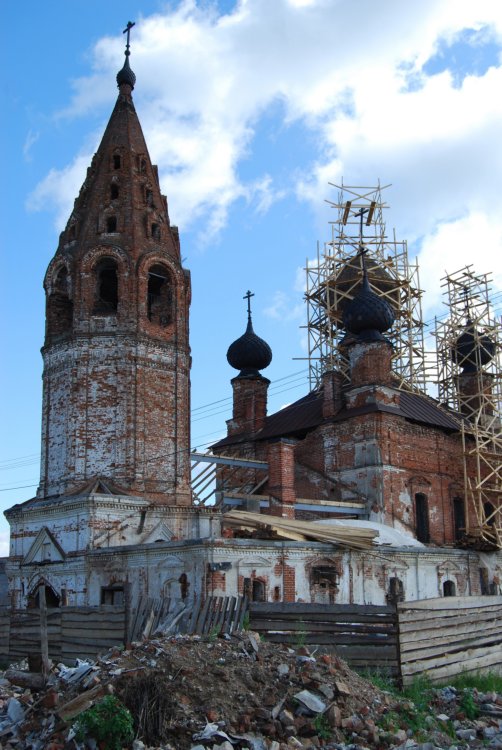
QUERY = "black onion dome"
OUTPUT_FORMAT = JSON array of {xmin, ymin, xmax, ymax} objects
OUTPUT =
[
  {"xmin": 227, "ymin": 318, "xmax": 272, "ymax": 377},
  {"xmin": 116, "ymin": 55, "xmax": 136, "ymax": 90},
  {"xmin": 452, "ymin": 320, "xmax": 496, "ymax": 373},
  {"xmin": 342, "ymin": 271, "xmax": 395, "ymax": 342}
]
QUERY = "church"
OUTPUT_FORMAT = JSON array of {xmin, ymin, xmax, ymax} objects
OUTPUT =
[{"xmin": 4, "ymin": 31, "xmax": 502, "ymax": 611}]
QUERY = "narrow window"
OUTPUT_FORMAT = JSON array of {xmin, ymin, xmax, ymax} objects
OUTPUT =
[
  {"xmin": 415, "ymin": 493, "xmax": 430, "ymax": 543},
  {"xmin": 147, "ymin": 264, "xmax": 172, "ymax": 326},
  {"xmin": 94, "ymin": 258, "xmax": 118, "ymax": 314},
  {"xmin": 179, "ymin": 573, "xmax": 189, "ymax": 600},
  {"xmin": 252, "ymin": 579, "xmax": 265, "ymax": 602},
  {"xmin": 69, "ymin": 224, "xmax": 76, "ymax": 240},
  {"xmin": 139, "ymin": 158, "xmax": 147, "ymax": 173},
  {"xmin": 443, "ymin": 580, "xmax": 456, "ymax": 597},
  {"xmin": 484, "ymin": 501, "xmax": 496, "ymax": 527},
  {"xmin": 387, "ymin": 576, "xmax": 405, "ymax": 604},
  {"xmin": 453, "ymin": 497, "xmax": 466, "ymax": 541},
  {"xmin": 151, "ymin": 222, "xmax": 160, "ymax": 240},
  {"xmin": 47, "ymin": 267, "xmax": 73, "ymax": 339},
  {"xmin": 113, "ymin": 154, "xmax": 121, "ymax": 169},
  {"xmin": 146, "ymin": 189, "xmax": 154, "ymax": 206},
  {"xmin": 110, "ymin": 184, "xmax": 119, "ymax": 200},
  {"xmin": 106, "ymin": 216, "xmax": 117, "ymax": 233}
]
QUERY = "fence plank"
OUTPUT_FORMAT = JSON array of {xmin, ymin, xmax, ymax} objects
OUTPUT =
[{"xmin": 398, "ymin": 597, "xmax": 502, "ymax": 686}]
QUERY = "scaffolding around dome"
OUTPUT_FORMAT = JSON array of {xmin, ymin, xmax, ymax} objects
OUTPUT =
[
  {"xmin": 435, "ymin": 266, "xmax": 502, "ymax": 549},
  {"xmin": 304, "ymin": 182, "xmax": 427, "ymax": 392}
]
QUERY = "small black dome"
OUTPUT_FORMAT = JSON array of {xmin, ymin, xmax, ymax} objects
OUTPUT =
[
  {"xmin": 227, "ymin": 318, "xmax": 272, "ymax": 377},
  {"xmin": 452, "ymin": 320, "xmax": 496, "ymax": 373},
  {"xmin": 342, "ymin": 272, "xmax": 395, "ymax": 342},
  {"xmin": 116, "ymin": 56, "xmax": 136, "ymax": 90}
]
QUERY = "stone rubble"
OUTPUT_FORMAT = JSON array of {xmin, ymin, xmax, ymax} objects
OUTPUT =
[{"xmin": 0, "ymin": 634, "xmax": 501, "ymax": 750}]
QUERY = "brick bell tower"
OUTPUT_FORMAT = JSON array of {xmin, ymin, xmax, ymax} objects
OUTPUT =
[{"xmin": 38, "ymin": 27, "xmax": 192, "ymax": 506}]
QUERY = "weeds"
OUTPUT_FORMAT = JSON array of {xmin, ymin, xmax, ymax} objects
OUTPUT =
[
  {"xmin": 313, "ymin": 713, "xmax": 332, "ymax": 740},
  {"xmin": 74, "ymin": 695, "xmax": 134, "ymax": 750},
  {"xmin": 446, "ymin": 671, "xmax": 502, "ymax": 694}
]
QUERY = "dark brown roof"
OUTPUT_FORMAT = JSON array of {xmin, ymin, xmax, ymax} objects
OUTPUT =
[{"xmin": 212, "ymin": 385, "xmax": 460, "ymax": 449}]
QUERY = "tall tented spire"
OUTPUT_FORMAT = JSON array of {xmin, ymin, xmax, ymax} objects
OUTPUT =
[{"xmin": 39, "ymin": 27, "xmax": 192, "ymax": 505}]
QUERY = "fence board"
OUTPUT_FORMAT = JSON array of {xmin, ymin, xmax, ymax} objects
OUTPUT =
[
  {"xmin": 398, "ymin": 597, "xmax": 502, "ymax": 685},
  {"xmin": 249, "ymin": 602, "xmax": 398, "ymax": 672}
]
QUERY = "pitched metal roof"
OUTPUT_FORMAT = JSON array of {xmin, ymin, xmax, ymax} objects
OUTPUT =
[{"xmin": 212, "ymin": 385, "xmax": 461, "ymax": 449}]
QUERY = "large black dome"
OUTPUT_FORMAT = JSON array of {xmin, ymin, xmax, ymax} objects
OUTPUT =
[
  {"xmin": 227, "ymin": 318, "xmax": 272, "ymax": 377},
  {"xmin": 452, "ymin": 320, "xmax": 496, "ymax": 373},
  {"xmin": 342, "ymin": 272, "xmax": 395, "ymax": 341}
]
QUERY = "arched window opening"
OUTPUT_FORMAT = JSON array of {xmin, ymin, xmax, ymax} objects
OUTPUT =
[
  {"xmin": 110, "ymin": 184, "xmax": 119, "ymax": 200},
  {"xmin": 94, "ymin": 258, "xmax": 118, "ymax": 314},
  {"xmin": 28, "ymin": 584, "xmax": 60, "ymax": 609},
  {"xmin": 443, "ymin": 580, "xmax": 456, "ymax": 597},
  {"xmin": 113, "ymin": 154, "xmax": 121, "ymax": 170},
  {"xmin": 453, "ymin": 497, "xmax": 466, "ymax": 541},
  {"xmin": 387, "ymin": 576, "xmax": 405, "ymax": 604},
  {"xmin": 47, "ymin": 267, "xmax": 73, "ymax": 339},
  {"xmin": 106, "ymin": 216, "xmax": 117, "ymax": 233},
  {"xmin": 311, "ymin": 565, "xmax": 338, "ymax": 603},
  {"xmin": 69, "ymin": 224, "xmax": 76, "ymax": 240},
  {"xmin": 146, "ymin": 189, "xmax": 154, "ymax": 206},
  {"xmin": 151, "ymin": 222, "xmax": 160, "ymax": 240},
  {"xmin": 415, "ymin": 493, "xmax": 430, "ymax": 543},
  {"xmin": 147, "ymin": 264, "xmax": 172, "ymax": 326},
  {"xmin": 139, "ymin": 157, "xmax": 147, "ymax": 174}
]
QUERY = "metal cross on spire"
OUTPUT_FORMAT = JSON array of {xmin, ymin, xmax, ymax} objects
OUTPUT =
[
  {"xmin": 243, "ymin": 290, "xmax": 255, "ymax": 320},
  {"xmin": 123, "ymin": 21, "xmax": 136, "ymax": 56}
]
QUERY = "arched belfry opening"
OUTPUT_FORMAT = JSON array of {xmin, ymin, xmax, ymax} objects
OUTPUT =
[
  {"xmin": 147, "ymin": 264, "xmax": 173, "ymax": 326},
  {"xmin": 94, "ymin": 257, "xmax": 118, "ymax": 314},
  {"xmin": 47, "ymin": 266, "xmax": 73, "ymax": 340}
]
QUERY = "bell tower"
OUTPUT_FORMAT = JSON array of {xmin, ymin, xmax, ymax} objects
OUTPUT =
[{"xmin": 39, "ymin": 27, "xmax": 192, "ymax": 505}]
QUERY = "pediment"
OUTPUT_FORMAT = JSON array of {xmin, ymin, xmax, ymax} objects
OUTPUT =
[
  {"xmin": 142, "ymin": 522, "xmax": 174, "ymax": 544},
  {"xmin": 23, "ymin": 527, "xmax": 66, "ymax": 564}
]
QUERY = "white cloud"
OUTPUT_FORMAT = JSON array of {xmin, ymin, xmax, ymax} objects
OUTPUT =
[{"xmin": 27, "ymin": 0, "xmax": 502, "ymax": 304}]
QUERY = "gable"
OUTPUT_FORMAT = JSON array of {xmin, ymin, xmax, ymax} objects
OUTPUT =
[
  {"xmin": 23, "ymin": 527, "xmax": 66, "ymax": 565},
  {"xmin": 141, "ymin": 521, "xmax": 174, "ymax": 544}
]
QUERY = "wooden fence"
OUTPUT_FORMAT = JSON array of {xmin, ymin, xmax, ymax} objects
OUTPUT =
[
  {"xmin": 397, "ymin": 595, "xmax": 502, "ymax": 686},
  {"xmin": 128, "ymin": 595, "xmax": 247, "ymax": 641},
  {"xmin": 2, "ymin": 596, "xmax": 501, "ymax": 683},
  {"xmin": 0, "ymin": 596, "xmax": 247, "ymax": 665},
  {"xmin": 249, "ymin": 602, "xmax": 399, "ymax": 673}
]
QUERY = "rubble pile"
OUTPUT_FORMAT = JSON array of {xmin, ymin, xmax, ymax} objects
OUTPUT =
[{"xmin": 0, "ymin": 634, "xmax": 501, "ymax": 750}]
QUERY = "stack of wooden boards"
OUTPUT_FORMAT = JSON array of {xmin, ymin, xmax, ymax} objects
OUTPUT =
[{"xmin": 223, "ymin": 510, "xmax": 377, "ymax": 549}]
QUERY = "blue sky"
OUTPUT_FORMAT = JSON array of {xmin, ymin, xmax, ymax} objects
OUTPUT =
[{"xmin": 2, "ymin": 0, "xmax": 502, "ymax": 555}]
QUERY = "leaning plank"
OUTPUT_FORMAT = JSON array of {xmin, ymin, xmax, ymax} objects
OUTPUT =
[
  {"xmin": 401, "ymin": 632, "xmax": 502, "ymax": 664},
  {"xmin": 58, "ymin": 685, "xmax": 108, "ymax": 722},
  {"xmin": 400, "ymin": 621, "xmax": 502, "ymax": 652},
  {"xmin": 401, "ymin": 641, "xmax": 502, "ymax": 677},
  {"xmin": 398, "ymin": 609, "xmax": 500, "ymax": 634}
]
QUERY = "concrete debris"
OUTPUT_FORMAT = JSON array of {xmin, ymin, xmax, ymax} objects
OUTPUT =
[{"xmin": 0, "ymin": 636, "xmax": 501, "ymax": 749}]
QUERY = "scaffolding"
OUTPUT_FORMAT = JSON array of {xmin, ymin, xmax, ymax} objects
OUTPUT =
[
  {"xmin": 435, "ymin": 266, "xmax": 502, "ymax": 549},
  {"xmin": 304, "ymin": 182, "xmax": 427, "ymax": 392}
]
